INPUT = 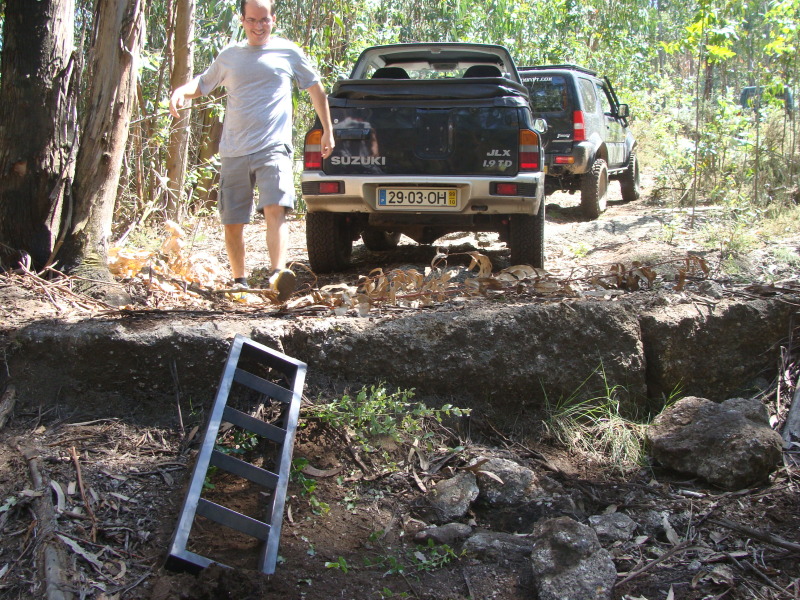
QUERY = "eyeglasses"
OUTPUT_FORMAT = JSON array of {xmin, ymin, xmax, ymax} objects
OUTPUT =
[{"xmin": 244, "ymin": 17, "xmax": 272, "ymax": 26}]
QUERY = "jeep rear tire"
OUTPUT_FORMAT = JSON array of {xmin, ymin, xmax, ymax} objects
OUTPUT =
[
  {"xmin": 361, "ymin": 229, "xmax": 401, "ymax": 251},
  {"xmin": 619, "ymin": 150, "xmax": 641, "ymax": 203},
  {"xmin": 581, "ymin": 158, "xmax": 608, "ymax": 220},
  {"xmin": 509, "ymin": 199, "xmax": 545, "ymax": 268},
  {"xmin": 306, "ymin": 212, "xmax": 353, "ymax": 273}
]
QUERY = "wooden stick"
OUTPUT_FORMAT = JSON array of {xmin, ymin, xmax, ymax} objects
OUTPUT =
[
  {"xmin": 711, "ymin": 518, "xmax": 800, "ymax": 553},
  {"xmin": 69, "ymin": 446, "xmax": 97, "ymax": 542},
  {"xmin": 0, "ymin": 385, "xmax": 17, "ymax": 429},
  {"xmin": 615, "ymin": 541, "xmax": 695, "ymax": 588},
  {"xmin": 18, "ymin": 445, "xmax": 72, "ymax": 600}
]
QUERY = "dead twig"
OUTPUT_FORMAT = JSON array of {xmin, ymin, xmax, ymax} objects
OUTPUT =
[
  {"xmin": 615, "ymin": 541, "xmax": 697, "ymax": 588},
  {"xmin": 69, "ymin": 446, "xmax": 97, "ymax": 542},
  {"xmin": 725, "ymin": 552, "xmax": 794, "ymax": 597},
  {"xmin": 711, "ymin": 518, "xmax": 800, "ymax": 554}
]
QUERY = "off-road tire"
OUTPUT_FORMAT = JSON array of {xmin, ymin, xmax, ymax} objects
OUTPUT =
[
  {"xmin": 509, "ymin": 199, "xmax": 545, "ymax": 268},
  {"xmin": 581, "ymin": 158, "xmax": 608, "ymax": 220},
  {"xmin": 361, "ymin": 229, "xmax": 401, "ymax": 251},
  {"xmin": 619, "ymin": 150, "xmax": 641, "ymax": 203},
  {"xmin": 306, "ymin": 212, "xmax": 352, "ymax": 273}
]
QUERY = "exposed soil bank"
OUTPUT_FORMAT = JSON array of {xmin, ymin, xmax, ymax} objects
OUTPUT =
[{"xmin": 7, "ymin": 293, "xmax": 795, "ymax": 425}]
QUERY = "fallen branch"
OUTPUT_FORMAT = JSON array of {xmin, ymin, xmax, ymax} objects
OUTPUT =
[
  {"xmin": 711, "ymin": 518, "xmax": 800, "ymax": 554},
  {"xmin": 18, "ymin": 445, "xmax": 73, "ymax": 600},
  {"xmin": 0, "ymin": 384, "xmax": 17, "ymax": 429},
  {"xmin": 615, "ymin": 541, "xmax": 696, "ymax": 588}
]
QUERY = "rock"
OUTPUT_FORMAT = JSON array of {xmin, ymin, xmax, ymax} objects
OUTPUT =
[
  {"xmin": 414, "ymin": 523, "xmax": 473, "ymax": 546},
  {"xmin": 463, "ymin": 530, "xmax": 534, "ymax": 559},
  {"xmin": 647, "ymin": 396, "xmax": 783, "ymax": 490},
  {"xmin": 641, "ymin": 298, "xmax": 794, "ymax": 401},
  {"xmin": 588, "ymin": 512, "xmax": 637, "ymax": 543},
  {"xmin": 475, "ymin": 457, "xmax": 567, "ymax": 507},
  {"xmin": 530, "ymin": 516, "xmax": 617, "ymax": 600},
  {"xmin": 426, "ymin": 473, "xmax": 479, "ymax": 523}
]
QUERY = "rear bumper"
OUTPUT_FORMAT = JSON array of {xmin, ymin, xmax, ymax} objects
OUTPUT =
[
  {"xmin": 302, "ymin": 172, "xmax": 545, "ymax": 215},
  {"xmin": 545, "ymin": 141, "xmax": 593, "ymax": 176}
]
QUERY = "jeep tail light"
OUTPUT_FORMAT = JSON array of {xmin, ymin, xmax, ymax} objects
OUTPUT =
[
  {"xmin": 319, "ymin": 181, "xmax": 341, "ymax": 194},
  {"xmin": 519, "ymin": 130, "xmax": 540, "ymax": 171},
  {"xmin": 304, "ymin": 129, "xmax": 323, "ymax": 170},
  {"xmin": 555, "ymin": 156, "xmax": 575, "ymax": 164},
  {"xmin": 495, "ymin": 183, "xmax": 518, "ymax": 195},
  {"xmin": 573, "ymin": 111, "xmax": 586, "ymax": 142}
]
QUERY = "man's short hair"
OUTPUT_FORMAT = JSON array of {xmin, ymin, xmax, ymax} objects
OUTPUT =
[{"xmin": 240, "ymin": 0, "xmax": 274, "ymax": 15}]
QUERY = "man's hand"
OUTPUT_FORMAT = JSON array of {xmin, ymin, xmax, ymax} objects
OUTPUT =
[
  {"xmin": 169, "ymin": 78, "xmax": 202, "ymax": 119},
  {"xmin": 320, "ymin": 130, "xmax": 335, "ymax": 159}
]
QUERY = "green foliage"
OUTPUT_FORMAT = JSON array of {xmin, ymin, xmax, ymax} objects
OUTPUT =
[
  {"xmin": 291, "ymin": 457, "xmax": 330, "ymax": 515},
  {"xmin": 308, "ymin": 383, "xmax": 469, "ymax": 456},
  {"xmin": 327, "ymin": 528, "xmax": 463, "ymax": 578}
]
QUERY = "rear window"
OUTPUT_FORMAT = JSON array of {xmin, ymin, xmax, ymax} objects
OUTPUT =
[{"xmin": 523, "ymin": 75, "xmax": 568, "ymax": 112}]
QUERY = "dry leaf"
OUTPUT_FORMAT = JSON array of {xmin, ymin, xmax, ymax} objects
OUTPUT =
[{"xmin": 662, "ymin": 514, "xmax": 681, "ymax": 546}]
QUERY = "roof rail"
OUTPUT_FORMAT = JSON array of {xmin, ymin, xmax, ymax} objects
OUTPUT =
[{"xmin": 518, "ymin": 64, "xmax": 597, "ymax": 76}]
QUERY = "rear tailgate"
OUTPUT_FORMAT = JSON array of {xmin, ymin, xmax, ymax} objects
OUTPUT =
[
  {"xmin": 520, "ymin": 72, "xmax": 574, "ymax": 163},
  {"xmin": 324, "ymin": 78, "xmax": 529, "ymax": 177}
]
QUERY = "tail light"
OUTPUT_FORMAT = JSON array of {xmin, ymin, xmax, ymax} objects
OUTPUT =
[
  {"xmin": 304, "ymin": 129, "xmax": 322, "ymax": 170},
  {"xmin": 519, "ymin": 129, "xmax": 540, "ymax": 171},
  {"xmin": 573, "ymin": 110, "xmax": 585, "ymax": 142}
]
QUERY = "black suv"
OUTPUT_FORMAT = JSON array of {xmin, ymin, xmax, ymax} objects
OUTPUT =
[{"xmin": 518, "ymin": 65, "xmax": 640, "ymax": 219}]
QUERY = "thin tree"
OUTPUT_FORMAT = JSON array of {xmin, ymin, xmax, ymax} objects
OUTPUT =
[{"xmin": 165, "ymin": 0, "xmax": 195, "ymax": 219}]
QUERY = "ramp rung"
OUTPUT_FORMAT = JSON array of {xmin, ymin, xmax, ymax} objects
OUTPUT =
[
  {"xmin": 222, "ymin": 406, "xmax": 286, "ymax": 444},
  {"xmin": 209, "ymin": 450, "xmax": 279, "ymax": 489},
  {"xmin": 233, "ymin": 368, "xmax": 293, "ymax": 403},
  {"xmin": 196, "ymin": 499, "xmax": 271, "ymax": 540}
]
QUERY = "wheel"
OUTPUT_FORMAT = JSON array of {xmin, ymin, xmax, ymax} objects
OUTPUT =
[
  {"xmin": 509, "ymin": 199, "xmax": 545, "ymax": 268},
  {"xmin": 619, "ymin": 150, "xmax": 641, "ymax": 203},
  {"xmin": 361, "ymin": 229, "xmax": 401, "ymax": 251},
  {"xmin": 306, "ymin": 212, "xmax": 352, "ymax": 273},
  {"xmin": 580, "ymin": 158, "xmax": 608, "ymax": 220}
]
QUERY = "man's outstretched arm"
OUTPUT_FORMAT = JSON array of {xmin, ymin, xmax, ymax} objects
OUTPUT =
[{"xmin": 307, "ymin": 82, "xmax": 335, "ymax": 159}]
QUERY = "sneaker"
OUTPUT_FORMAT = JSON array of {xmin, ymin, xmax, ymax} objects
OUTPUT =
[
  {"xmin": 231, "ymin": 281, "xmax": 250, "ymax": 291},
  {"xmin": 269, "ymin": 268, "xmax": 296, "ymax": 302}
]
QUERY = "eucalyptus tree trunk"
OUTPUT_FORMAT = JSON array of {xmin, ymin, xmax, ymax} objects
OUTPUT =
[
  {"xmin": 59, "ymin": 0, "xmax": 145, "ymax": 304},
  {"xmin": 0, "ymin": 0, "xmax": 79, "ymax": 271},
  {"xmin": 195, "ymin": 89, "xmax": 224, "ymax": 210},
  {"xmin": 165, "ymin": 0, "xmax": 195, "ymax": 220}
]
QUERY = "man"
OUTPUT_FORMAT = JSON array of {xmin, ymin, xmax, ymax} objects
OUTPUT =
[{"xmin": 169, "ymin": 0, "xmax": 334, "ymax": 301}]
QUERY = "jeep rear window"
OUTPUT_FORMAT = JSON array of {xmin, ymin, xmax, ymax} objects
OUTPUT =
[{"xmin": 526, "ymin": 76, "xmax": 568, "ymax": 112}]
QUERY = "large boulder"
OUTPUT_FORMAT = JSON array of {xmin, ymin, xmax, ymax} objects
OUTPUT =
[
  {"xmin": 530, "ymin": 516, "xmax": 617, "ymax": 600},
  {"xmin": 647, "ymin": 396, "xmax": 783, "ymax": 490}
]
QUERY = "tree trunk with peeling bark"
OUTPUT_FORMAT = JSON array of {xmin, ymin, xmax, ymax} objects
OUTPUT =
[
  {"xmin": 0, "ymin": 0, "xmax": 79, "ymax": 270},
  {"xmin": 58, "ymin": 0, "xmax": 145, "ymax": 304}
]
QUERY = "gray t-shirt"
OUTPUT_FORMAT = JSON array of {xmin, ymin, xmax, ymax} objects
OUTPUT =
[{"xmin": 198, "ymin": 37, "xmax": 319, "ymax": 158}]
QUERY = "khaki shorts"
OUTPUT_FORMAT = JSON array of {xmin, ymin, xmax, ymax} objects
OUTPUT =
[{"xmin": 218, "ymin": 144, "xmax": 294, "ymax": 225}]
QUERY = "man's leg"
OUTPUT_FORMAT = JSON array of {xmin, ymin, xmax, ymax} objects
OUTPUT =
[
  {"xmin": 263, "ymin": 204, "xmax": 288, "ymax": 271},
  {"xmin": 224, "ymin": 223, "xmax": 247, "ymax": 280}
]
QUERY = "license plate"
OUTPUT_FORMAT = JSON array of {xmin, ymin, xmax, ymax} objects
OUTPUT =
[{"xmin": 377, "ymin": 188, "xmax": 459, "ymax": 210}]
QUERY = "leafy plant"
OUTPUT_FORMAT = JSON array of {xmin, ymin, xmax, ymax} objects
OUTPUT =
[
  {"xmin": 291, "ymin": 457, "xmax": 330, "ymax": 515},
  {"xmin": 308, "ymin": 383, "xmax": 469, "ymax": 457}
]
